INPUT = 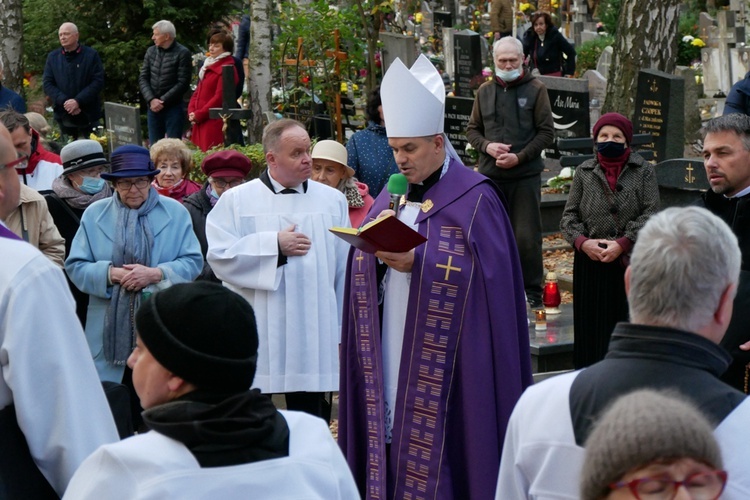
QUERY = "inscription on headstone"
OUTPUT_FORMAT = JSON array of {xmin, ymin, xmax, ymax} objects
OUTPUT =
[
  {"xmin": 104, "ymin": 102, "xmax": 142, "ymax": 150},
  {"xmin": 633, "ymin": 69, "xmax": 685, "ymax": 162},
  {"xmin": 444, "ymin": 96, "xmax": 475, "ymax": 165},
  {"xmin": 538, "ymin": 76, "xmax": 590, "ymax": 159},
  {"xmin": 655, "ymin": 158, "xmax": 709, "ymax": 208},
  {"xmin": 454, "ymin": 30, "xmax": 483, "ymax": 98}
]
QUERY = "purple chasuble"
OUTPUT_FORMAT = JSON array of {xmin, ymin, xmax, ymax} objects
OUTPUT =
[{"xmin": 339, "ymin": 157, "xmax": 533, "ymax": 500}]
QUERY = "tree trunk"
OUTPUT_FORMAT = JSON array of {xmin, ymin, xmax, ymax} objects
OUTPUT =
[
  {"xmin": 247, "ymin": 0, "xmax": 273, "ymax": 144},
  {"xmin": 0, "ymin": 0, "xmax": 24, "ymax": 91},
  {"xmin": 602, "ymin": 0, "xmax": 681, "ymax": 118}
]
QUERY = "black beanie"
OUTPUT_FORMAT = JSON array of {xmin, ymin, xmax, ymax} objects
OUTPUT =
[{"xmin": 135, "ymin": 282, "xmax": 259, "ymax": 392}]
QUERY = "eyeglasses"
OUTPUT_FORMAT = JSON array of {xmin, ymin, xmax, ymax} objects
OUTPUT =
[
  {"xmin": 1, "ymin": 153, "xmax": 28, "ymax": 171},
  {"xmin": 210, "ymin": 178, "xmax": 244, "ymax": 189},
  {"xmin": 115, "ymin": 178, "xmax": 150, "ymax": 190},
  {"xmin": 610, "ymin": 470, "xmax": 727, "ymax": 500}
]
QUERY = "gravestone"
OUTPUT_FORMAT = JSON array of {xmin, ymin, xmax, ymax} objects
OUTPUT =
[
  {"xmin": 380, "ymin": 32, "xmax": 418, "ymax": 74},
  {"xmin": 434, "ymin": 10, "xmax": 453, "ymax": 29},
  {"xmin": 443, "ymin": 28, "xmax": 455, "ymax": 81},
  {"xmin": 538, "ymin": 76, "xmax": 590, "ymax": 160},
  {"xmin": 675, "ymin": 66, "xmax": 703, "ymax": 142},
  {"xmin": 444, "ymin": 96, "xmax": 475, "ymax": 165},
  {"xmin": 579, "ymin": 30, "xmax": 599, "ymax": 44},
  {"xmin": 729, "ymin": 47, "xmax": 750, "ymax": 87},
  {"xmin": 655, "ymin": 158, "xmax": 709, "ymax": 208},
  {"xmin": 453, "ymin": 30, "xmax": 483, "ymax": 98},
  {"xmin": 583, "ymin": 69, "xmax": 607, "ymax": 128},
  {"xmin": 701, "ymin": 9, "xmax": 746, "ymax": 95},
  {"xmin": 633, "ymin": 69, "xmax": 685, "ymax": 162},
  {"xmin": 596, "ymin": 46, "xmax": 613, "ymax": 80},
  {"xmin": 104, "ymin": 102, "xmax": 142, "ymax": 150}
]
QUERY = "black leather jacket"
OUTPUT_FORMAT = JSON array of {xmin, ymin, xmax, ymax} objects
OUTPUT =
[{"xmin": 138, "ymin": 41, "xmax": 192, "ymax": 107}]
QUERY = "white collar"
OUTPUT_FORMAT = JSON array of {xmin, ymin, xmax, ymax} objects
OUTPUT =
[{"xmin": 727, "ymin": 184, "xmax": 750, "ymax": 199}]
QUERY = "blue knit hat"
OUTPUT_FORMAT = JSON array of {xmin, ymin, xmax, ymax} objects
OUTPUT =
[{"xmin": 101, "ymin": 145, "xmax": 160, "ymax": 180}]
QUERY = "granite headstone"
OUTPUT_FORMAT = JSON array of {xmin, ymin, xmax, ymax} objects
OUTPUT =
[
  {"xmin": 538, "ymin": 76, "xmax": 590, "ymax": 159},
  {"xmin": 104, "ymin": 102, "xmax": 142, "ymax": 150},
  {"xmin": 655, "ymin": 158, "xmax": 709, "ymax": 208},
  {"xmin": 444, "ymin": 96, "xmax": 475, "ymax": 165},
  {"xmin": 633, "ymin": 69, "xmax": 685, "ymax": 162},
  {"xmin": 454, "ymin": 29, "xmax": 483, "ymax": 98}
]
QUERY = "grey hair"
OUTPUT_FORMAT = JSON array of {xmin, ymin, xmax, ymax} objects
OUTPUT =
[
  {"xmin": 493, "ymin": 37, "xmax": 524, "ymax": 58},
  {"xmin": 152, "ymin": 20, "xmax": 176, "ymax": 39},
  {"xmin": 628, "ymin": 206, "xmax": 740, "ymax": 331},
  {"xmin": 60, "ymin": 22, "xmax": 79, "ymax": 33},
  {"xmin": 701, "ymin": 113, "xmax": 750, "ymax": 151}
]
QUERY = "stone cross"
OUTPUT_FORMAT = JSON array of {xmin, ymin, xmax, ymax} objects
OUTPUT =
[{"xmin": 209, "ymin": 65, "xmax": 252, "ymax": 145}]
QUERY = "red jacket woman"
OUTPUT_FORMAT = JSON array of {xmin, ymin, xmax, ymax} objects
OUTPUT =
[{"xmin": 188, "ymin": 32, "xmax": 238, "ymax": 152}]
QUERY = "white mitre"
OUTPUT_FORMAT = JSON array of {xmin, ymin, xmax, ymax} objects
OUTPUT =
[{"xmin": 381, "ymin": 54, "xmax": 445, "ymax": 138}]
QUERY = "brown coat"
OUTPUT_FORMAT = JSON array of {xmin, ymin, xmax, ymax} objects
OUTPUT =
[
  {"xmin": 491, "ymin": 0, "xmax": 513, "ymax": 34},
  {"xmin": 6, "ymin": 184, "xmax": 65, "ymax": 268}
]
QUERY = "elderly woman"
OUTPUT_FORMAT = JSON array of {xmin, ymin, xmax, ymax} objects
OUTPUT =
[
  {"xmin": 581, "ymin": 390, "xmax": 727, "ymax": 500},
  {"xmin": 522, "ymin": 11, "xmax": 576, "ymax": 77},
  {"xmin": 65, "ymin": 144, "xmax": 202, "ymax": 388},
  {"xmin": 560, "ymin": 113, "xmax": 659, "ymax": 368},
  {"xmin": 184, "ymin": 149, "xmax": 252, "ymax": 282},
  {"xmin": 45, "ymin": 139, "xmax": 112, "ymax": 324},
  {"xmin": 188, "ymin": 31, "xmax": 238, "ymax": 152},
  {"xmin": 312, "ymin": 140, "xmax": 374, "ymax": 228},
  {"xmin": 345, "ymin": 86, "xmax": 399, "ymax": 197},
  {"xmin": 149, "ymin": 138, "xmax": 201, "ymax": 202}
]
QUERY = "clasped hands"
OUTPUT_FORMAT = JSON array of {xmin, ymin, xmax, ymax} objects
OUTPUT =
[
  {"xmin": 110, "ymin": 264, "xmax": 162, "ymax": 292},
  {"xmin": 486, "ymin": 142, "xmax": 519, "ymax": 169}
]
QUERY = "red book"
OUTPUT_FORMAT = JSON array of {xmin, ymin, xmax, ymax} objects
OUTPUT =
[{"xmin": 329, "ymin": 215, "xmax": 427, "ymax": 254}]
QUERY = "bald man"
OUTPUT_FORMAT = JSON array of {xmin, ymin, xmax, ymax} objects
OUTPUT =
[
  {"xmin": 43, "ymin": 22, "xmax": 104, "ymax": 139},
  {"xmin": 0, "ymin": 122, "xmax": 118, "ymax": 496}
]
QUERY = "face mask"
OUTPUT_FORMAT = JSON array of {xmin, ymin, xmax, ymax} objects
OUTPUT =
[
  {"xmin": 78, "ymin": 176, "xmax": 106, "ymax": 194},
  {"xmin": 209, "ymin": 188, "xmax": 220, "ymax": 200},
  {"xmin": 596, "ymin": 141, "xmax": 627, "ymax": 158},
  {"xmin": 496, "ymin": 67, "xmax": 521, "ymax": 82}
]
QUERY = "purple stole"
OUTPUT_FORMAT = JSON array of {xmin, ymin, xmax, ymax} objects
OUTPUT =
[
  {"xmin": 348, "ymin": 160, "xmax": 483, "ymax": 498},
  {"xmin": 0, "ymin": 224, "xmax": 22, "ymax": 241}
]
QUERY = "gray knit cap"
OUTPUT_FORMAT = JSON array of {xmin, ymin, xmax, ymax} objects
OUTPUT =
[
  {"xmin": 580, "ymin": 389, "xmax": 722, "ymax": 500},
  {"xmin": 61, "ymin": 139, "xmax": 109, "ymax": 175}
]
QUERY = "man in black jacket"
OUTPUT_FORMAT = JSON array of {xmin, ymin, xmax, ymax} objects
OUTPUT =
[
  {"xmin": 138, "ymin": 20, "xmax": 192, "ymax": 146},
  {"xmin": 43, "ymin": 22, "xmax": 104, "ymax": 139},
  {"xmin": 700, "ymin": 113, "xmax": 750, "ymax": 392}
]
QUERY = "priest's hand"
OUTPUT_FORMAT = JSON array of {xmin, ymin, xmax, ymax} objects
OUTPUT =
[
  {"xmin": 279, "ymin": 224, "xmax": 311, "ymax": 257},
  {"xmin": 740, "ymin": 340, "xmax": 750, "ymax": 351},
  {"xmin": 376, "ymin": 249, "xmax": 414, "ymax": 273},
  {"xmin": 120, "ymin": 264, "xmax": 163, "ymax": 292}
]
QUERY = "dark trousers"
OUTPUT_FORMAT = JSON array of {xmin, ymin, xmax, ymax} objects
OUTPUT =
[
  {"xmin": 284, "ymin": 391, "xmax": 331, "ymax": 424},
  {"xmin": 147, "ymin": 103, "xmax": 185, "ymax": 146},
  {"xmin": 493, "ymin": 175, "xmax": 544, "ymax": 304}
]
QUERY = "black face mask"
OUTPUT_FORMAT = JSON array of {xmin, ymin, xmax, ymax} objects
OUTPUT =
[{"xmin": 596, "ymin": 141, "xmax": 627, "ymax": 158}]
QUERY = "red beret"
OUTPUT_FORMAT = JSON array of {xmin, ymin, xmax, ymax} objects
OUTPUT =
[
  {"xmin": 593, "ymin": 113, "xmax": 633, "ymax": 145},
  {"xmin": 201, "ymin": 150, "xmax": 252, "ymax": 179}
]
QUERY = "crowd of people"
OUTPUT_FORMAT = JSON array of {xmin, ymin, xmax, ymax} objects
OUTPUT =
[{"xmin": 2, "ymin": 10, "xmax": 750, "ymax": 500}]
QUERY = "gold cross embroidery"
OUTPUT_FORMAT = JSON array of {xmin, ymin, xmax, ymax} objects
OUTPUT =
[
  {"xmin": 436, "ymin": 255, "xmax": 461, "ymax": 280},
  {"xmin": 355, "ymin": 253, "xmax": 364, "ymax": 272}
]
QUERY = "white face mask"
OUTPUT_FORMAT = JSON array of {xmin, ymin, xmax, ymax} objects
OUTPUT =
[{"xmin": 496, "ymin": 67, "xmax": 522, "ymax": 82}]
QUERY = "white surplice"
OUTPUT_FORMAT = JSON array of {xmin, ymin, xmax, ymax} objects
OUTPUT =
[{"xmin": 206, "ymin": 179, "xmax": 350, "ymax": 393}]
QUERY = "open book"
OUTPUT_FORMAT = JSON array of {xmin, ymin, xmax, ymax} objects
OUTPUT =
[{"xmin": 329, "ymin": 215, "xmax": 427, "ymax": 254}]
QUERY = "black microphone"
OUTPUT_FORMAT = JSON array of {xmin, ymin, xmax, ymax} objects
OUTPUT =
[{"xmin": 387, "ymin": 173, "xmax": 408, "ymax": 216}]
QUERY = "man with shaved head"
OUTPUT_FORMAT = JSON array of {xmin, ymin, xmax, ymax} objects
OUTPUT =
[
  {"xmin": 0, "ymin": 122, "xmax": 118, "ymax": 496},
  {"xmin": 43, "ymin": 22, "xmax": 104, "ymax": 139}
]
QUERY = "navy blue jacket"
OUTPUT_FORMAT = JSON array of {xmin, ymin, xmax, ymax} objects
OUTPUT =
[
  {"xmin": 0, "ymin": 84, "xmax": 26, "ymax": 113},
  {"xmin": 43, "ymin": 44, "xmax": 104, "ymax": 125},
  {"xmin": 724, "ymin": 71, "xmax": 750, "ymax": 115},
  {"xmin": 522, "ymin": 25, "xmax": 576, "ymax": 76}
]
